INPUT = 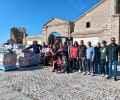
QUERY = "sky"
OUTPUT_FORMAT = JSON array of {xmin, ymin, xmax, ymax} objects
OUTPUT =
[{"xmin": 0, "ymin": 0, "xmax": 100, "ymax": 44}]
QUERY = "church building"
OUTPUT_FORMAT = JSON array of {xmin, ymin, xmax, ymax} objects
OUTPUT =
[{"xmin": 26, "ymin": 0, "xmax": 120, "ymax": 46}]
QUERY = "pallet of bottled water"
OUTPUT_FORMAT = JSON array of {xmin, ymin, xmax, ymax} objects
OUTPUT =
[
  {"xmin": 0, "ymin": 52, "xmax": 17, "ymax": 71},
  {"xmin": 18, "ymin": 49, "xmax": 34, "ymax": 67}
]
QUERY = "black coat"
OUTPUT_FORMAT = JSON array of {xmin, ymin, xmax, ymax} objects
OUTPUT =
[
  {"xmin": 78, "ymin": 45, "xmax": 87, "ymax": 57},
  {"xmin": 26, "ymin": 44, "xmax": 42, "ymax": 54},
  {"xmin": 107, "ymin": 44, "xmax": 120, "ymax": 60}
]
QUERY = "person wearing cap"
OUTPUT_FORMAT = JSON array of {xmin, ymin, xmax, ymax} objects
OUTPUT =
[
  {"xmin": 100, "ymin": 40, "xmax": 108, "ymax": 77},
  {"xmin": 106, "ymin": 37, "xmax": 120, "ymax": 81}
]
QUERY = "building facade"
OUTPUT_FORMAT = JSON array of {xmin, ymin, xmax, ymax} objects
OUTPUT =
[{"xmin": 26, "ymin": 0, "xmax": 120, "ymax": 45}]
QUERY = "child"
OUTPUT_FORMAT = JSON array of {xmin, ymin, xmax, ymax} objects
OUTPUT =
[{"xmin": 52, "ymin": 56, "xmax": 62, "ymax": 72}]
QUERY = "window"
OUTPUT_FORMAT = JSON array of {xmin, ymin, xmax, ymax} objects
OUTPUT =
[
  {"xmin": 86, "ymin": 22, "xmax": 90, "ymax": 28},
  {"xmin": 116, "ymin": 0, "xmax": 120, "ymax": 13}
]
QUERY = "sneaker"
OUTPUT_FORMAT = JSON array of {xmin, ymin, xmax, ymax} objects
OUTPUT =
[
  {"xmin": 101, "ymin": 74, "xmax": 105, "ymax": 77},
  {"xmin": 79, "ymin": 70, "xmax": 82, "ymax": 73},
  {"xmin": 87, "ymin": 72, "xmax": 90, "ymax": 75},
  {"xmin": 57, "ymin": 71, "xmax": 61, "ymax": 73},
  {"xmin": 83, "ymin": 72, "xmax": 86, "ymax": 75},
  {"xmin": 106, "ymin": 76, "xmax": 111, "ymax": 80},
  {"xmin": 72, "ymin": 70, "xmax": 77, "ymax": 73},
  {"xmin": 105, "ymin": 75, "xmax": 108, "ymax": 78},
  {"xmin": 91, "ymin": 73, "xmax": 94, "ymax": 76},
  {"xmin": 114, "ymin": 77, "xmax": 118, "ymax": 81}
]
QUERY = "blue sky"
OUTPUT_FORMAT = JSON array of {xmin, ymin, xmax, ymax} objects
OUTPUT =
[{"xmin": 0, "ymin": 0, "xmax": 100, "ymax": 43}]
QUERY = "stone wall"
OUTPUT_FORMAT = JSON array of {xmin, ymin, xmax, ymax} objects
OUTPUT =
[
  {"xmin": 72, "ymin": 0, "xmax": 120, "ymax": 45},
  {"xmin": 26, "ymin": 35, "xmax": 43, "ymax": 45},
  {"xmin": 9, "ymin": 27, "xmax": 28, "ymax": 44},
  {"xmin": 42, "ymin": 18, "xmax": 73, "ymax": 44},
  {"xmin": 74, "ymin": 0, "xmax": 110, "ymax": 32}
]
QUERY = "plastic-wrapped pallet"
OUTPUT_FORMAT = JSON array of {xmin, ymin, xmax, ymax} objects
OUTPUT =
[
  {"xmin": 13, "ymin": 49, "xmax": 22, "ymax": 66},
  {"xmin": 18, "ymin": 49, "xmax": 34, "ymax": 67},
  {"xmin": 0, "ymin": 52, "xmax": 17, "ymax": 71}
]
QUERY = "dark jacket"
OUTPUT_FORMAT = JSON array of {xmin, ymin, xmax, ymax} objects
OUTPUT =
[
  {"xmin": 94, "ymin": 46, "xmax": 101, "ymax": 60},
  {"xmin": 107, "ymin": 44, "xmax": 120, "ymax": 60},
  {"xmin": 78, "ymin": 45, "xmax": 86, "ymax": 57},
  {"xmin": 26, "ymin": 44, "xmax": 42, "ymax": 54}
]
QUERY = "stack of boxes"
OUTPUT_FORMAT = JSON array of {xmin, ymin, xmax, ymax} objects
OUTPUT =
[
  {"xmin": 18, "ymin": 49, "xmax": 34, "ymax": 67},
  {"xmin": 0, "ymin": 53, "xmax": 17, "ymax": 71}
]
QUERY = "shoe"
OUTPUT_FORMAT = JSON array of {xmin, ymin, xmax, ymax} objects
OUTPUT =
[
  {"xmin": 57, "ymin": 71, "xmax": 61, "ymax": 73},
  {"xmin": 87, "ymin": 72, "xmax": 90, "ymax": 75},
  {"xmin": 91, "ymin": 73, "xmax": 94, "ymax": 76},
  {"xmin": 72, "ymin": 70, "xmax": 76, "ymax": 73},
  {"xmin": 114, "ymin": 77, "xmax": 118, "ymax": 81},
  {"xmin": 105, "ymin": 75, "xmax": 108, "ymax": 78},
  {"xmin": 83, "ymin": 72, "xmax": 86, "ymax": 75},
  {"xmin": 79, "ymin": 70, "xmax": 82, "ymax": 73},
  {"xmin": 52, "ymin": 69, "xmax": 55, "ymax": 72},
  {"xmin": 101, "ymin": 74, "xmax": 105, "ymax": 77},
  {"xmin": 106, "ymin": 76, "xmax": 111, "ymax": 80},
  {"xmin": 33, "ymin": 64, "xmax": 38, "ymax": 66}
]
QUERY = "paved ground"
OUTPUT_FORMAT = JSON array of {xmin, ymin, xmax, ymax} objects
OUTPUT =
[{"xmin": 0, "ymin": 65, "xmax": 120, "ymax": 100}]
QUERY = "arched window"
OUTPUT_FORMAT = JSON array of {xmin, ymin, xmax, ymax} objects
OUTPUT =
[{"xmin": 116, "ymin": 0, "xmax": 120, "ymax": 13}]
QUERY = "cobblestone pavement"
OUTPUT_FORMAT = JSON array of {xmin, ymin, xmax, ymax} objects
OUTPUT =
[{"xmin": 0, "ymin": 65, "xmax": 120, "ymax": 100}]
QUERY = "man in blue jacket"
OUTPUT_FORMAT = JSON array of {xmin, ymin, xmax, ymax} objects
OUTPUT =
[{"xmin": 26, "ymin": 41, "xmax": 42, "ymax": 66}]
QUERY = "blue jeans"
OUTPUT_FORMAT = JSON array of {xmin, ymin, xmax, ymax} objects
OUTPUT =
[
  {"xmin": 94, "ymin": 59, "xmax": 101, "ymax": 74},
  {"xmin": 109, "ymin": 60, "xmax": 118, "ymax": 78},
  {"xmin": 42, "ymin": 53, "xmax": 45, "ymax": 61},
  {"xmin": 33, "ymin": 53, "xmax": 40, "ymax": 64}
]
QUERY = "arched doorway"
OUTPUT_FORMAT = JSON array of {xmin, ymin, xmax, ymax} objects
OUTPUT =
[
  {"xmin": 48, "ymin": 32, "xmax": 62, "ymax": 45},
  {"xmin": 42, "ymin": 18, "xmax": 74, "ymax": 44}
]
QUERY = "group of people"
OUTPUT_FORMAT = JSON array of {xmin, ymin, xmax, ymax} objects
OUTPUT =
[{"xmin": 25, "ymin": 37, "xmax": 120, "ymax": 81}]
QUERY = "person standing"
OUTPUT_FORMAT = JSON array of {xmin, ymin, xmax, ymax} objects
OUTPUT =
[
  {"xmin": 100, "ymin": 41, "xmax": 108, "ymax": 77},
  {"xmin": 41, "ymin": 42, "xmax": 47, "ymax": 64},
  {"xmin": 78, "ymin": 40, "xmax": 87, "ymax": 74},
  {"xmin": 44, "ymin": 45, "xmax": 51, "ymax": 67},
  {"xmin": 94, "ymin": 42, "xmax": 101, "ymax": 74},
  {"xmin": 70, "ymin": 41, "xmax": 79, "ymax": 71},
  {"xmin": 106, "ymin": 37, "xmax": 120, "ymax": 81},
  {"xmin": 51, "ymin": 43, "xmax": 59, "ymax": 72},
  {"xmin": 86, "ymin": 41, "xmax": 95, "ymax": 76},
  {"xmin": 58, "ymin": 42, "xmax": 67, "ymax": 60},
  {"xmin": 26, "ymin": 41, "xmax": 42, "ymax": 65},
  {"xmin": 67, "ymin": 40, "xmax": 73, "ymax": 73}
]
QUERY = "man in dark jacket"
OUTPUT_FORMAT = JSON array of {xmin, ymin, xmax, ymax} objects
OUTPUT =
[
  {"xmin": 78, "ymin": 40, "xmax": 87, "ymax": 74},
  {"xmin": 106, "ymin": 37, "xmax": 120, "ymax": 81},
  {"xmin": 26, "ymin": 41, "xmax": 42, "ymax": 65},
  {"xmin": 94, "ymin": 42, "xmax": 101, "ymax": 74}
]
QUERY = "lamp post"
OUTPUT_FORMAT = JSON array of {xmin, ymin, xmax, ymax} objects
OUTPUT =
[{"xmin": 68, "ymin": 23, "xmax": 70, "ymax": 40}]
